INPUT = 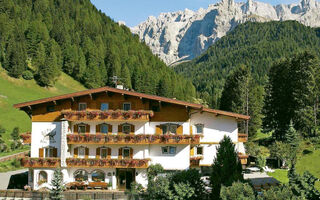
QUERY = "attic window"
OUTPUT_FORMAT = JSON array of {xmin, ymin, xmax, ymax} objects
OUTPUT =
[
  {"xmin": 195, "ymin": 124, "xmax": 204, "ymax": 134},
  {"xmin": 123, "ymin": 103, "xmax": 131, "ymax": 111},
  {"xmin": 79, "ymin": 103, "xmax": 87, "ymax": 111}
]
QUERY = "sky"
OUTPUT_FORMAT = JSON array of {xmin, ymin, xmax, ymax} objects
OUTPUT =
[{"xmin": 91, "ymin": 0, "xmax": 299, "ymax": 27}]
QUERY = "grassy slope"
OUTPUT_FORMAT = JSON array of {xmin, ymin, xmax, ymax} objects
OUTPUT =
[{"xmin": 0, "ymin": 67, "xmax": 86, "ymax": 143}]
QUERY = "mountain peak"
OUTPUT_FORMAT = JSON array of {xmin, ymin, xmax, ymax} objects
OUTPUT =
[{"xmin": 132, "ymin": 0, "xmax": 320, "ymax": 65}]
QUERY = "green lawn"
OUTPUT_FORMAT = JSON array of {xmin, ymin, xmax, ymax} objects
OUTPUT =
[
  {"xmin": 0, "ymin": 68, "xmax": 86, "ymax": 144},
  {"xmin": 0, "ymin": 145, "xmax": 29, "ymax": 157},
  {"xmin": 267, "ymin": 169, "xmax": 289, "ymax": 184},
  {"xmin": 0, "ymin": 158, "xmax": 25, "ymax": 172}
]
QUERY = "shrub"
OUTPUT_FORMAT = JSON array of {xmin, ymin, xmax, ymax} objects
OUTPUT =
[
  {"xmin": 11, "ymin": 159, "xmax": 21, "ymax": 168},
  {"xmin": 22, "ymin": 70, "xmax": 33, "ymax": 80},
  {"xmin": 220, "ymin": 181, "xmax": 255, "ymax": 200}
]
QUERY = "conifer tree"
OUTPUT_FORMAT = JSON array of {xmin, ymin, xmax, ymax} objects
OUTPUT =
[
  {"xmin": 121, "ymin": 65, "xmax": 132, "ymax": 89},
  {"xmin": 49, "ymin": 169, "xmax": 65, "ymax": 200},
  {"xmin": 210, "ymin": 136, "xmax": 243, "ymax": 199}
]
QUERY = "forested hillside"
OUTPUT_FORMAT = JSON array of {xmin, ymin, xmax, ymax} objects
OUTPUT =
[
  {"xmin": 175, "ymin": 21, "xmax": 320, "ymax": 107},
  {"xmin": 0, "ymin": 0, "xmax": 196, "ymax": 101}
]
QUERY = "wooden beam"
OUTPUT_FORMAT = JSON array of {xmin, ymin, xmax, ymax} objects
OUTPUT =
[
  {"xmin": 70, "ymin": 97, "xmax": 74, "ymax": 102},
  {"xmin": 53, "ymin": 100, "xmax": 57, "ymax": 105},
  {"xmin": 88, "ymin": 93, "xmax": 92, "ymax": 100}
]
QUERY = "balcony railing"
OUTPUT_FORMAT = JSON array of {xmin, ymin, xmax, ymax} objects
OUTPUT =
[
  {"xmin": 21, "ymin": 157, "xmax": 61, "ymax": 168},
  {"xmin": 238, "ymin": 133, "xmax": 248, "ymax": 143},
  {"xmin": 190, "ymin": 156, "xmax": 203, "ymax": 167},
  {"xmin": 67, "ymin": 134, "xmax": 201, "ymax": 145},
  {"xmin": 20, "ymin": 132, "xmax": 31, "ymax": 144},
  {"xmin": 66, "ymin": 158, "xmax": 150, "ymax": 168},
  {"xmin": 61, "ymin": 110, "xmax": 154, "ymax": 122}
]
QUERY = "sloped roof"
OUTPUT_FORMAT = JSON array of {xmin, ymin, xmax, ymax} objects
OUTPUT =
[{"xmin": 13, "ymin": 86, "xmax": 250, "ymax": 120}]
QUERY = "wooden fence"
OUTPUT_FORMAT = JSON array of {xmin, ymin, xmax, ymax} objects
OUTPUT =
[{"xmin": 0, "ymin": 190, "xmax": 131, "ymax": 200}]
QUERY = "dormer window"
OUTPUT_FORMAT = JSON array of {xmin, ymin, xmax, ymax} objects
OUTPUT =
[
  {"xmin": 123, "ymin": 102, "xmax": 131, "ymax": 111},
  {"xmin": 79, "ymin": 103, "xmax": 87, "ymax": 111},
  {"xmin": 195, "ymin": 124, "xmax": 204, "ymax": 134}
]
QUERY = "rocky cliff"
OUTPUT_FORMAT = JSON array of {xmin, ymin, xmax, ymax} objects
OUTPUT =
[{"xmin": 132, "ymin": 0, "xmax": 320, "ymax": 65}]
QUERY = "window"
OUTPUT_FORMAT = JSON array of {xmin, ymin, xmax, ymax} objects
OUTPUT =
[
  {"xmin": 74, "ymin": 170, "xmax": 88, "ymax": 182},
  {"xmin": 38, "ymin": 171, "xmax": 48, "ymax": 185},
  {"xmin": 44, "ymin": 147, "xmax": 54, "ymax": 158},
  {"xmin": 195, "ymin": 124, "xmax": 204, "ymax": 134},
  {"xmin": 196, "ymin": 147, "xmax": 203, "ymax": 155},
  {"xmin": 101, "ymin": 103, "xmax": 109, "ymax": 111},
  {"xmin": 161, "ymin": 146, "xmax": 176, "ymax": 155},
  {"xmin": 123, "ymin": 103, "xmax": 131, "ymax": 111},
  {"xmin": 78, "ymin": 125, "xmax": 86, "ymax": 134},
  {"xmin": 123, "ymin": 148, "xmax": 130, "ymax": 158},
  {"xmin": 92, "ymin": 170, "xmax": 105, "ymax": 182},
  {"xmin": 122, "ymin": 124, "xmax": 131, "ymax": 134},
  {"xmin": 78, "ymin": 147, "xmax": 85, "ymax": 158},
  {"xmin": 169, "ymin": 125, "xmax": 177, "ymax": 134},
  {"xmin": 46, "ymin": 105, "xmax": 55, "ymax": 112},
  {"xmin": 79, "ymin": 103, "xmax": 87, "ymax": 111},
  {"xmin": 162, "ymin": 124, "xmax": 178, "ymax": 135},
  {"xmin": 101, "ymin": 148, "xmax": 108, "ymax": 158},
  {"xmin": 101, "ymin": 124, "xmax": 109, "ymax": 134}
]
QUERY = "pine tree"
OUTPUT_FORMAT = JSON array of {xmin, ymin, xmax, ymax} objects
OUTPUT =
[
  {"xmin": 10, "ymin": 127, "xmax": 19, "ymax": 141},
  {"xmin": 49, "ymin": 169, "xmax": 65, "ymax": 200},
  {"xmin": 4, "ymin": 37, "xmax": 26, "ymax": 78},
  {"xmin": 121, "ymin": 65, "xmax": 132, "ymax": 89},
  {"xmin": 210, "ymin": 136, "xmax": 243, "ymax": 199}
]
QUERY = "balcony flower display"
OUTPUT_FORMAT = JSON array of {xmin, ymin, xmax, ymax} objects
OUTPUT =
[
  {"xmin": 67, "ymin": 134, "xmax": 202, "ymax": 145},
  {"xmin": 21, "ymin": 157, "xmax": 61, "ymax": 168},
  {"xmin": 66, "ymin": 158, "xmax": 150, "ymax": 168},
  {"xmin": 61, "ymin": 110, "xmax": 154, "ymax": 121}
]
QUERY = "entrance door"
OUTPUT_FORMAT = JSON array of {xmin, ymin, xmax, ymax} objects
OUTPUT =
[{"xmin": 117, "ymin": 168, "xmax": 135, "ymax": 190}]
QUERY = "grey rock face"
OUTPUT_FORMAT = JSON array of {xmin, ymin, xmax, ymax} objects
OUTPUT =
[{"xmin": 131, "ymin": 0, "xmax": 320, "ymax": 65}]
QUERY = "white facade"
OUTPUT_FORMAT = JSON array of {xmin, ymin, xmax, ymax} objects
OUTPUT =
[{"xmin": 28, "ymin": 111, "xmax": 246, "ymax": 190}]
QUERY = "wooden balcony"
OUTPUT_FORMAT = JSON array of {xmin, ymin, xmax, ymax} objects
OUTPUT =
[
  {"xmin": 61, "ymin": 110, "xmax": 154, "ymax": 122},
  {"xmin": 21, "ymin": 157, "xmax": 60, "ymax": 168},
  {"xmin": 190, "ymin": 156, "xmax": 203, "ymax": 168},
  {"xmin": 67, "ymin": 134, "xmax": 201, "ymax": 145},
  {"xmin": 66, "ymin": 158, "xmax": 150, "ymax": 168},
  {"xmin": 20, "ymin": 132, "xmax": 31, "ymax": 144},
  {"xmin": 238, "ymin": 133, "xmax": 248, "ymax": 143}
]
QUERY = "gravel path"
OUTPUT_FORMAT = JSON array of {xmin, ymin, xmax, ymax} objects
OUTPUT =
[{"xmin": 0, "ymin": 169, "xmax": 28, "ymax": 189}]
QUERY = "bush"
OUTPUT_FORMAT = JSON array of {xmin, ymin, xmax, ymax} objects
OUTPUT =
[
  {"xmin": 11, "ymin": 159, "xmax": 21, "ymax": 168},
  {"xmin": 220, "ymin": 181, "xmax": 255, "ymax": 200},
  {"xmin": 258, "ymin": 184, "xmax": 300, "ymax": 200},
  {"xmin": 22, "ymin": 70, "xmax": 33, "ymax": 80}
]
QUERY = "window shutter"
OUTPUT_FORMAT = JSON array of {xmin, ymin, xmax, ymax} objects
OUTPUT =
[
  {"xmin": 96, "ymin": 147, "xmax": 101, "ymax": 159},
  {"xmin": 107, "ymin": 148, "xmax": 111, "ymax": 159},
  {"xmin": 86, "ymin": 124, "xmax": 90, "ymax": 134},
  {"xmin": 118, "ymin": 125, "xmax": 122, "ymax": 134},
  {"xmin": 53, "ymin": 148, "xmax": 58, "ymax": 157},
  {"xmin": 156, "ymin": 125, "xmax": 161, "ymax": 135},
  {"xmin": 177, "ymin": 125, "xmax": 183, "ymax": 135},
  {"xmin": 130, "ymin": 148, "xmax": 133, "ymax": 159},
  {"xmin": 190, "ymin": 126, "xmax": 193, "ymax": 135},
  {"xmin": 118, "ymin": 148, "xmax": 122, "ymax": 159},
  {"xmin": 108, "ymin": 125, "xmax": 112, "ymax": 135},
  {"xmin": 96, "ymin": 124, "xmax": 101, "ymax": 134},
  {"xmin": 190, "ymin": 146, "xmax": 194, "ymax": 156},
  {"xmin": 85, "ymin": 147, "xmax": 89, "ymax": 158},
  {"xmin": 130, "ymin": 124, "xmax": 135, "ymax": 134},
  {"xmin": 39, "ymin": 148, "xmax": 44, "ymax": 158},
  {"xmin": 74, "ymin": 124, "xmax": 78, "ymax": 134},
  {"xmin": 74, "ymin": 147, "xmax": 78, "ymax": 158}
]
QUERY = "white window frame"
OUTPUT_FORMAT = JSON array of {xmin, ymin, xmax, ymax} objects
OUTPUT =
[
  {"xmin": 78, "ymin": 147, "xmax": 85, "ymax": 158},
  {"xmin": 79, "ymin": 103, "xmax": 87, "ymax": 111},
  {"xmin": 101, "ymin": 103, "xmax": 109, "ymax": 111},
  {"xmin": 161, "ymin": 146, "xmax": 176, "ymax": 155},
  {"xmin": 195, "ymin": 124, "xmax": 204, "ymax": 134},
  {"xmin": 123, "ymin": 102, "xmax": 131, "ymax": 111},
  {"xmin": 123, "ymin": 147, "xmax": 130, "ymax": 158},
  {"xmin": 78, "ymin": 124, "xmax": 86, "ymax": 134},
  {"xmin": 122, "ymin": 124, "xmax": 131, "ymax": 134}
]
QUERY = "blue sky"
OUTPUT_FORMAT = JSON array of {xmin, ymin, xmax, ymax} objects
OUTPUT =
[{"xmin": 91, "ymin": 0, "xmax": 299, "ymax": 27}]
